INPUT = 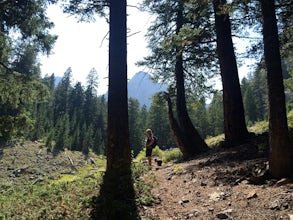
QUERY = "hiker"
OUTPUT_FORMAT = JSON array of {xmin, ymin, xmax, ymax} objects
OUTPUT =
[{"xmin": 145, "ymin": 128, "xmax": 157, "ymax": 166}]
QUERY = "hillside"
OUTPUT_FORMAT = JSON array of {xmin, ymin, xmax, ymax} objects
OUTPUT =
[{"xmin": 0, "ymin": 141, "xmax": 105, "ymax": 219}]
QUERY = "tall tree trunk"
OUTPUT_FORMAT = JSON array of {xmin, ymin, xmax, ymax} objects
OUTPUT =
[
  {"xmin": 166, "ymin": 93, "xmax": 185, "ymax": 154},
  {"xmin": 91, "ymin": 0, "xmax": 137, "ymax": 218},
  {"xmin": 107, "ymin": 0, "xmax": 130, "ymax": 175},
  {"xmin": 260, "ymin": 0, "xmax": 293, "ymax": 178},
  {"xmin": 213, "ymin": 0, "xmax": 250, "ymax": 145},
  {"xmin": 175, "ymin": 2, "xmax": 208, "ymax": 156}
]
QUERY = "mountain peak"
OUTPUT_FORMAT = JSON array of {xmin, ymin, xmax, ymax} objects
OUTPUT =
[
  {"xmin": 128, "ymin": 71, "xmax": 166, "ymax": 108},
  {"xmin": 104, "ymin": 71, "xmax": 166, "ymax": 108}
]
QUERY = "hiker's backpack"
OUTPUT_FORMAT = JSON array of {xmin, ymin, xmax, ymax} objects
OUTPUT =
[{"xmin": 152, "ymin": 136, "xmax": 158, "ymax": 148}]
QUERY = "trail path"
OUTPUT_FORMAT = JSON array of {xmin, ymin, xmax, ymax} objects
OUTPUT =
[{"xmin": 139, "ymin": 145, "xmax": 293, "ymax": 219}]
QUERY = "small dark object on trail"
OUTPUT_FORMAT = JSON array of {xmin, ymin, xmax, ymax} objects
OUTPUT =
[{"xmin": 155, "ymin": 158, "xmax": 162, "ymax": 166}]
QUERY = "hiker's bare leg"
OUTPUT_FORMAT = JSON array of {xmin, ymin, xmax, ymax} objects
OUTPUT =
[{"xmin": 147, "ymin": 156, "xmax": 152, "ymax": 166}]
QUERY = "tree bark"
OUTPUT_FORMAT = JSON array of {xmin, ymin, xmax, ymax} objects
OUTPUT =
[
  {"xmin": 213, "ymin": 0, "xmax": 250, "ymax": 145},
  {"xmin": 175, "ymin": 2, "xmax": 208, "ymax": 156},
  {"xmin": 91, "ymin": 1, "xmax": 137, "ymax": 218},
  {"xmin": 166, "ymin": 93, "xmax": 185, "ymax": 154},
  {"xmin": 260, "ymin": 0, "xmax": 293, "ymax": 178},
  {"xmin": 106, "ymin": 0, "xmax": 130, "ymax": 175}
]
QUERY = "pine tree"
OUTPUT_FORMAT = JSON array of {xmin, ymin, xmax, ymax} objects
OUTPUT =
[
  {"xmin": 0, "ymin": 0, "xmax": 56, "ymax": 142},
  {"xmin": 82, "ymin": 124, "xmax": 94, "ymax": 155},
  {"xmin": 207, "ymin": 91, "xmax": 224, "ymax": 137},
  {"xmin": 95, "ymin": 95, "xmax": 107, "ymax": 153},
  {"xmin": 93, "ymin": 128, "xmax": 105, "ymax": 155},
  {"xmin": 243, "ymin": 84, "xmax": 257, "ymax": 125},
  {"xmin": 213, "ymin": 0, "xmax": 250, "ymax": 145},
  {"xmin": 260, "ymin": 0, "xmax": 293, "ymax": 178},
  {"xmin": 189, "ymin": 98, "xmax": 209, "ymax": 138},
  {"xmin": 147, "ymin": 93, "xmax": 175, "ymax": 149},
  {"xmin": 84, "ymin": 69, "xmax": 99, "ymax": 127},
  {"xmin": 71, "ymin": 122, "xmax": 81, "ymax": 151},
  {"xmin": 251, "ymin": 66, "xmax": 268, "ymax": 121},
  {"xmin": 140, "ymin": 0, "xmax": 212, "ymax": 156},
  {"xmin": 69, "ymin": 82, "xmax": 84, "ymax": 124},
  {"xmin": 53, "ymin": 68, "xmax": 72, "ymax": 124},
  {"xmin": 54, "ymin": 113, "xmax": 70, "ymax": 152},
  {"xmin": 128, "ymin": 98, "xmax": 144, "ymax": 156},
  {"xmin": 0, "ymin": 45, "xmax": 50, "ymax": 142}
]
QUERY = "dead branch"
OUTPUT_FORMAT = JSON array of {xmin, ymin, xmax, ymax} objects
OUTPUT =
[
  {"xmin": 65, "ymin": 152, "xmax": 77, "ymax": 171},
  {"xmin": 89, "ymin": 157, "xmax": 98, "ymax": 167},
  {"xmin": 100, "ymin": 31, "xmax": 109, "ymax": 47}
]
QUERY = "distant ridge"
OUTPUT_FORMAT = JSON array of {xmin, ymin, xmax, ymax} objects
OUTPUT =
[
  {"xmin": 127, "ymin": 71, "xmax": 167, "ymax": 108},
  {"xmin": 104, "ymin": 71, "xmax": 166, "ymax": 109}
]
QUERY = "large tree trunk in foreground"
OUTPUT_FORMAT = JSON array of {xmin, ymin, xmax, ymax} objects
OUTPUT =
[
  {"xmin": 174, "ymin": 2, "xmax": 208, "ymax": 157},
  {"xmin": 91, "ymin": 0, "xmax": 137, "ymax": 219},
  {"xmin": 260, "ymin": 0, "xmax": 293, "ymax": 178},
  {"xmin": 213, "ymin": 0, "xmax": 250, "ymax": 145},
  {"xmin": 106, "ymin": 0, "xmax": 130, "ymax": 175}
]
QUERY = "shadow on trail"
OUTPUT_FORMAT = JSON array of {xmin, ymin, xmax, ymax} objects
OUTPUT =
[
  {"xmin": 179, "ymin": 133, "xmax": 271, "ymax": 186},
  {"xmin": 90, "ymin": 170, "xmax": 139, "ymax": 220}
]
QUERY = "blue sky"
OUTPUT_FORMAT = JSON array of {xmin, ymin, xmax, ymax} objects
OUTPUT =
[{"xmin": 40, "ymin": 1, "xmax": 152, "ymax": 95}]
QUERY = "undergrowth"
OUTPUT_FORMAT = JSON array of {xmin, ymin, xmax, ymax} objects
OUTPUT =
[
  {"xmin": 0, "ymin": 164, "xmax": 104, "ymax": 219},
  {"xmin": 132, "ymin": 161, "xmax": 156, "ymax": 206},
  {"xmin": 0, "ymin": 149, "xmax": 157, "ymax": 219},
  {"xmin": 135, "ymin": 146, "xmax": 183, "ymax": 164}
]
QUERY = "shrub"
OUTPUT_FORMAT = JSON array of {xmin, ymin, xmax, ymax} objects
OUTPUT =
[
  {"xmin": 162, "ymin": 148, "xmax": 183, "ymax": 162},
  {"xmin": 248, "ymin": 121, "xmax": 269, "ymax": 134},
  {"xmin": 135, "ymin": 146, "xmax": 164, "ymax": 162}
]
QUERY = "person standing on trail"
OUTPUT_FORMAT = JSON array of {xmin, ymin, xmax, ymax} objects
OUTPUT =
[{"xmin": 145, "ymin": 128, "xmax": 157, "ymax": 166}]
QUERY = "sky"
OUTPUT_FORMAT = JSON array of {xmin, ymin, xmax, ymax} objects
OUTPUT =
[
  {"xmin": 40, "ymin": 0, "xmax": 152, "ymax": 95},
  {"xmin": 40, "ymin": 1, "xmax": 254, "ymax": 95}
]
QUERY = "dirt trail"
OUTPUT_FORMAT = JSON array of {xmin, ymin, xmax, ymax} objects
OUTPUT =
[{"xmin": 139, "ymin": 146, "xmax": 293, "ymax": 220}]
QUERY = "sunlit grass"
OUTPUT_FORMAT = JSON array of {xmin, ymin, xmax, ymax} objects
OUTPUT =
[
  {"xmin": 248, "ymin": 121, "xmax": 269, "ymax": 134},
  {"xmin": 135, "ymin": 146, "xmax": 183, "ymax": 164},
  {"xmin": 172, "ymin": 164, "xmax": 185, "ymax": 173},
  {"xmin": 205, "ymin": 134, "xmax": 225, "ymax": 148},
  {"xmin": 0, "ymin": 160, "xmax": 105, "ymax": 219},
  {"xmin": 162, "ymin": 148, "xmax": 183, "ymax": 162}
]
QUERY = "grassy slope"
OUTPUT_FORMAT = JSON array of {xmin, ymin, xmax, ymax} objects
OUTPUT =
[{"xmin": 0, "ymin": 142, "xmax": 105, "ymax": 219}]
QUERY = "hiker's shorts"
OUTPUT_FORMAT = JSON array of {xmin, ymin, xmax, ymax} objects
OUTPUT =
[{"xmin": 146, "ymin": 147, "xmax": 153, "ymax": 157}]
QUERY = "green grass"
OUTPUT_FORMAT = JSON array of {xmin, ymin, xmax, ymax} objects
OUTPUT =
[
  {"xmin": 0, "ymin": 171, "xmax": 102, "ymax": 219},
  {"xmin": 0, "ymin": 151, "xmax": 156, "ymax": 219},
  {"xmin": 205, "ymin": 134, "xmax": 225, "ymax": 148},
  {"xmin": 172, "ymin": 164, "xmax": 185, "ymax": 174},
  {"xmin": 131, "ymin": 159, "xmax": 157, "ymax": 206},
  {"xmin": 248, "ymin": 121, "xmax": 269, "ymax": 134},
  {"xmin": 136, "ymin": 146, "xmax": 183, "ymax": 164},
  {"xmin": 0, "ymin": 163, "xmax": 104, "ymax": 219}
]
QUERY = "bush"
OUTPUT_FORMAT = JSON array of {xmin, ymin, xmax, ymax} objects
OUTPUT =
[
  {"xmin": 162, "ymin": 148, "xmax": 183, "ymax": 162},
  {"xmin": 135, "ymin": 146, "xmax": 182, "ymax": 164},
  {"xmin": 248, "ymin": 121, "xmax": 269, "ymax": 134},
  {"xmin": 205, "ymin": 134, "xmax": 225, "ymax": 148}
]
